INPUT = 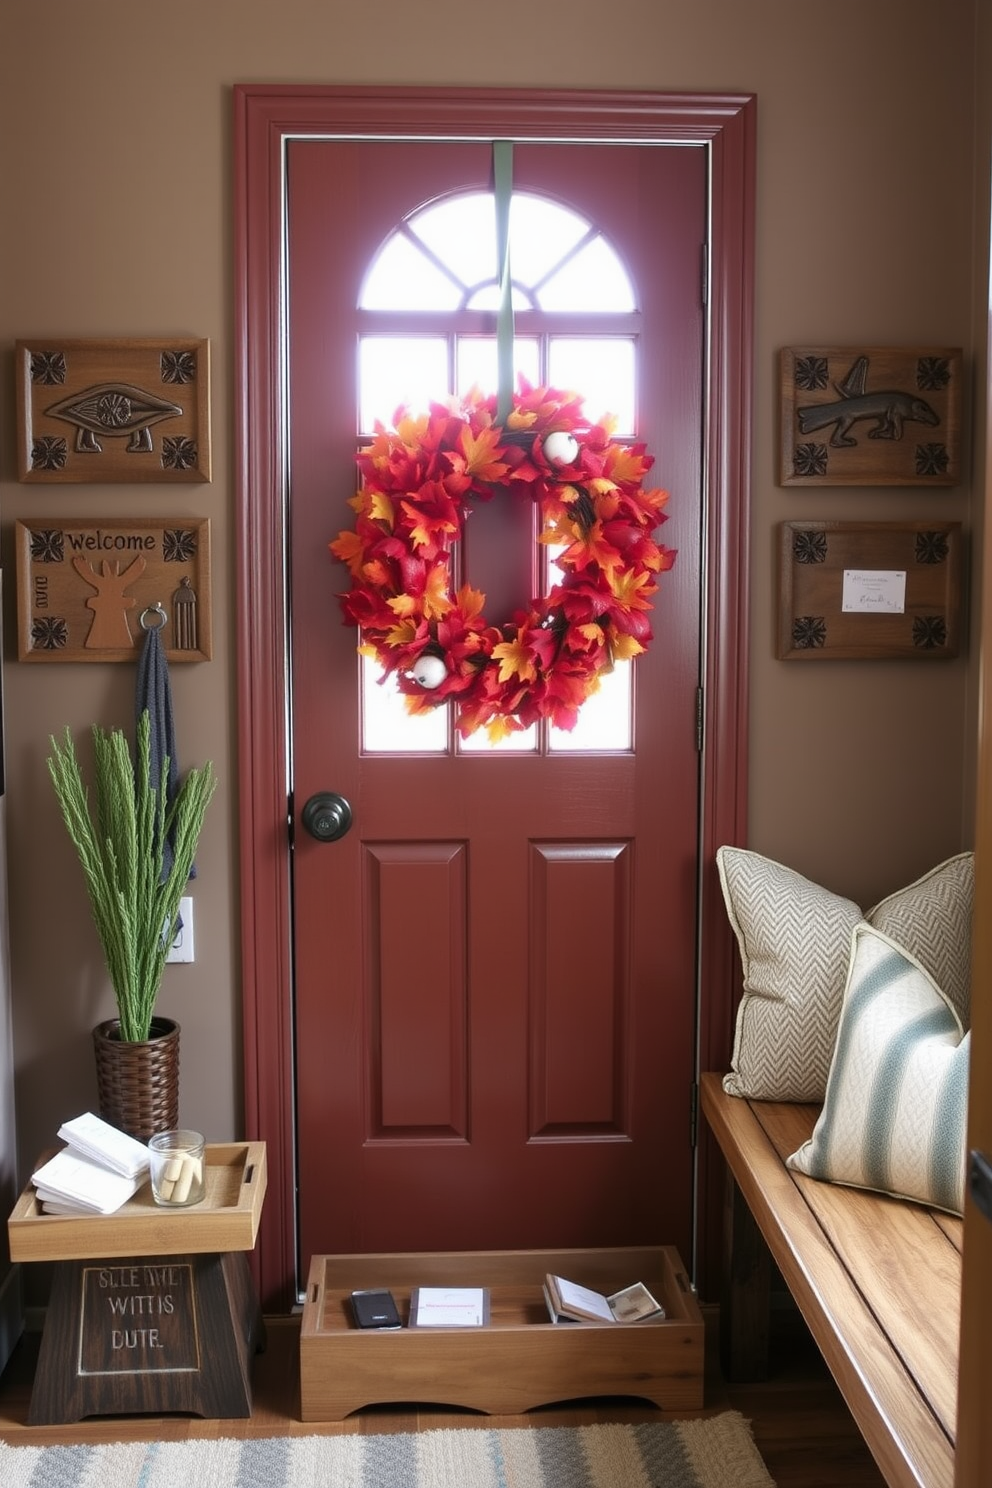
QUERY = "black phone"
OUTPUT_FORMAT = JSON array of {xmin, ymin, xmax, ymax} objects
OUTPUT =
[{"xmin": 350, "ymin": 1288, "xmax": 402, "ymax": 1329}]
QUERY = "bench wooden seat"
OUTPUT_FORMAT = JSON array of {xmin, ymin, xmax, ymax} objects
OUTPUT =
[{"xmin": 701, "ymin": 1071, "xmax": 961, "ymax": 1488}]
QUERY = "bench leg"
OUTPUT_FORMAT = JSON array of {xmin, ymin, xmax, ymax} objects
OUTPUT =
[{"xmin": 720, "ymin": 1168, "xmax": 771, "ymax": 1382}]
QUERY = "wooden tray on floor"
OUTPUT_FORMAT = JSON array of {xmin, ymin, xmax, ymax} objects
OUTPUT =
[{"xmin": 300, "ymin": 1244, "xmax": 703, "ymax": 1420}]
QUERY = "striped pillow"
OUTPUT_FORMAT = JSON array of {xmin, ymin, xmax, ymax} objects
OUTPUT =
[{"xmin": 786, "ymin": 923, "xmax": 970, "ymax": 1215}]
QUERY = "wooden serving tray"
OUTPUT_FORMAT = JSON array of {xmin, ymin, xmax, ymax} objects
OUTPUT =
[{"xmin": 7, "ymin": 1142, "xmax": 266, "ymax": 1262}]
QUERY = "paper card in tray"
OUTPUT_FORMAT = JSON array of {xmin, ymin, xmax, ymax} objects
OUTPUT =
[
  {"xmin": 31, "ymin": 1150, "xmax": 143, "ymax": 1215},
  {"xmin": 408, "ymin": 1286, "xmax": 490, "ymax": 1328},
  {"xmin": 57, "ymin": 1112, "xmax": 150, "ymax": 1179}
]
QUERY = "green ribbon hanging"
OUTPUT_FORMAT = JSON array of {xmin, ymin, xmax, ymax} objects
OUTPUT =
[{"xmin": 493, "ymin": 140, "xmax": 514, "ymax": 424}]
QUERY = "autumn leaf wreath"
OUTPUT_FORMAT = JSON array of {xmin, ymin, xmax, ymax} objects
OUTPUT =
[{"xmin": 330, "ymin": 382, "xmax": 676, "ymax": 741}]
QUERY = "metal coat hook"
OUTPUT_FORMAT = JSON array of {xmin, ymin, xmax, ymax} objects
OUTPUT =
[{"xmin": 139, "ymin": 603, "xmax": 168, "ymax": 631}]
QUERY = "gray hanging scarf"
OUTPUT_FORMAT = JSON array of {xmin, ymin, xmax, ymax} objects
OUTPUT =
[{"xmin": 135, "ymin": 609, "xmax": 193, "ymax": 879}]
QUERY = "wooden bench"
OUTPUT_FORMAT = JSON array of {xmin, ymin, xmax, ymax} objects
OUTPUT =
[{"xmin": 701, "ymin": 1072, "xmax": 961, "ymax": 1488}]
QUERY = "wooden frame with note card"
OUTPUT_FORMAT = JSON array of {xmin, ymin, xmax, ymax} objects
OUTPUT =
[{"xmin": 777, "ymin": 519, "xmax": 963, "ymax": 661}]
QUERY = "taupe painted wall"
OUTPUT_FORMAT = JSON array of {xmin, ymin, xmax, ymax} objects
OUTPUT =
[{"xmin": 0, "ymin": 2, "xmax": 985, "ymax": 1197}]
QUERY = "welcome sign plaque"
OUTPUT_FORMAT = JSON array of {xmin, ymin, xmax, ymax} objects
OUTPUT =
[{"xmin": 15, "ymin": 516, "xmax": 212, "ymax": 662}]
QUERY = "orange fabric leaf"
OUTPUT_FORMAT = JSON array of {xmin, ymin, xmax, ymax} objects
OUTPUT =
[
  {"xmin": 458, "ymin": 425, "xmax": 512, "ymax": 482},
  {"xmin": 454, "ymin": 584, "xmax": 487, "ymax": 620},
  {"xmin": 422, "ymin": 564, "xmax": 455, "ymax": 618},
  {"xmin": 329, "ymin": 530, "xmax": 366, "ymax": 574}
]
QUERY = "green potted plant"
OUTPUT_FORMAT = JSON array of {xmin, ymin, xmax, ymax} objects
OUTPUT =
[{"xmin": 47, "ymin": 710, "xmax": 217, "ymax": 1138}]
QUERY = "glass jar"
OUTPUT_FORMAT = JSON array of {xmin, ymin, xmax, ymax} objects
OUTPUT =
[{"xmin": 148, "ymin": 1129, "xmax": 206, "ymax": 1207}]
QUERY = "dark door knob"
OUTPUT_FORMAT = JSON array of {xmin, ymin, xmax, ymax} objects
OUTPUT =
[{"xmin": 301, "ymin": 791, "xmax": 353, "ymax": 843}]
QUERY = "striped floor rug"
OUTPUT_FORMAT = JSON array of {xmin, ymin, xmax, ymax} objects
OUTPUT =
[{"xmin": 0, "ymin": 1414, "xmax": 774, "ymax": 1487}]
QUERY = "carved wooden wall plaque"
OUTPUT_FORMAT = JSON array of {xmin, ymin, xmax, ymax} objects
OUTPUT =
[
  {"xmin": 780, "ymin": 346, "xmax": 962, "ymax": 487},
  {"xmin": 16, "ymin": 338, "xmax": 211, "ymax": 483},
  {"xmin": 15, "ymin": 516, "xmax": 211, "ymax": 662},
  {"xmin": 777, "ymin": 520, "xmax": 963, "ymax": 660}
]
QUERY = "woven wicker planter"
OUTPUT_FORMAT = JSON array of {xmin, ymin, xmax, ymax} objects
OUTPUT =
[{"xmin": 92, "ymin": 1016, "xmax": 180, "ymax": 1142}]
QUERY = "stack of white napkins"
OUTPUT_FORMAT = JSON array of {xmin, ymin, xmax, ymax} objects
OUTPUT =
[{"xmin": 32, "ymin": 1112, "xmax": 151, "ymax": 1216}]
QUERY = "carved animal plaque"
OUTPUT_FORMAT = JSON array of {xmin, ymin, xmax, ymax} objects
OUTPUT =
[
  {"xmin": 16, "ymin": 338, "xmax": 211, "ymax": 483},
  {"xmin": 780, "ymin": 346, "xmax": 962, "ymax": 487}
]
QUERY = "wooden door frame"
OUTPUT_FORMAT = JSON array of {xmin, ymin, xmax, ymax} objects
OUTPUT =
[
  {"xmin": 234, "ymin": 85, "xmax": 755, "ymax": 1311},
  {"xmin": 956, "ymin": 280, "xmax": 992, "ymax": 1487}
]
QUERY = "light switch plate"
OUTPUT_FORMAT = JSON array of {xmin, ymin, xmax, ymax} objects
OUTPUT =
[{"xmin": 166, "ymin": 897, "xmax": 194, "ymax": 963}]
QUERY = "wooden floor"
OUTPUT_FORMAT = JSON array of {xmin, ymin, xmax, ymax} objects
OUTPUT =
[{"xmin": 0, "ymin": 1304, "xmax": 885, "ymax": 1487}]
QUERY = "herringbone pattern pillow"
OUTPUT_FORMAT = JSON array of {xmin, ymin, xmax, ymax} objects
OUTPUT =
[
  {"xmin": 717, "ymin": 848, "xmax": 972, "ymax": 1102},
  {"xmin": 868, "ymin": 857, "xmax": 972, "ymax": 1027},
  {"xmin": 787, "ymin": 923, "xmax": 969, "ymax": 1215}
]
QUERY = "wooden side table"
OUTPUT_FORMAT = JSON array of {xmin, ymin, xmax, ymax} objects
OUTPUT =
[{"xmin": 7, "ymin": 1141, "xmax": 266, "ymax": 1424}]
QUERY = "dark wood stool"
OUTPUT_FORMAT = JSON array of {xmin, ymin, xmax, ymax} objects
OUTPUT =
[{"xmin": 7, "ymin": 1142, "xmax": 266, "ymax": 1424}]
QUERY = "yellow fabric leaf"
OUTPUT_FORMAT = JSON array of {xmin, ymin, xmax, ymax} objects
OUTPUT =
[
  {"xmin": 366, "ymin": 490, "xmax": 395, "ymax": 525},
  {"xmin": 610, "ymin": 633, "xmax": 646, "ymax": 660},
  {"xmin": 577, "ymin": 622, "xmax": 607, "ymax": 646},
  {"xmin": 455, "ymin": 584, "xmax": 487, "ymax": 620},
  {"xmin": 385, "ymin": 617, "xmax": 420, "ymax": 646},
  {"xmin": 609, "ymin": 567, "xmax": 655, "ymax": 607},
  {"xmin": 484, "ymin": 714, "xmax": 519, "ymax": 743},
  {"xmin": 394, "ymin": 412, "xmax": 430, "ymax": 446},
  {"xmin": 492, "ymin": 634, "xmax": 537, "ymax": 684},
  {"xmin": 422, "ymin": 565, "xmax": 454, "ymax": 618}
]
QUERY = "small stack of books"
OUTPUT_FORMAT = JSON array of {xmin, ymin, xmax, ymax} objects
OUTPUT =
[
  {"xmin": 32, "ymin": 1112, "xmax": 150, "ymax": 1216},
  {"xmin": 544, "ymin": 1273, "xmax": 665, "ymax": 1324}
]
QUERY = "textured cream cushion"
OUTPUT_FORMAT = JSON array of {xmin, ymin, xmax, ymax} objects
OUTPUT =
[
  {"xmin": 717, "ymin": 848, "xmax": 973, "ymax": 1102},
  {"xmin": 787, "ymin": 923, "xmax": 970, "ymax": 1214}
]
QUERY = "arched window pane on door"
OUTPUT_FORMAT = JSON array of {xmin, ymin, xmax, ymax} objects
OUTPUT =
[
  {"xmin": 357, "ymin": 187, "xmax": 639, "ymax": 756},
  {"xmin": 537, "ymin": 233, "xmax": 636, "ymax": 312},
  {"xmin": 359, "ymin": 236, "xmax": 464, "ymax": 311},
  {"xmin": 361, "ymin": 191, "xmax": 635, "ymax": 313}
]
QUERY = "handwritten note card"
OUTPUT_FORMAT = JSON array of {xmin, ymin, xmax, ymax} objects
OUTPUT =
[
  {"xmin": 842, "ymin": 569, "xmax": 906, "ymax": 614},
  {"xmin": 409, "ymin": 1287, "xmax": 489, "ymax": 1327}
]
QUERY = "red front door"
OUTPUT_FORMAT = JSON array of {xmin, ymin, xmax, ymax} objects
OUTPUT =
[{"xmin": 286, "ymin": 137, "xmax": 706, "ymax": 1270}]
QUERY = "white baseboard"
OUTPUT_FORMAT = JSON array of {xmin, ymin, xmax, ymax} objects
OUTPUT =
[{"xmin": 0, "ymin": 1264, "xmax": 24, "ymax": 1374}]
